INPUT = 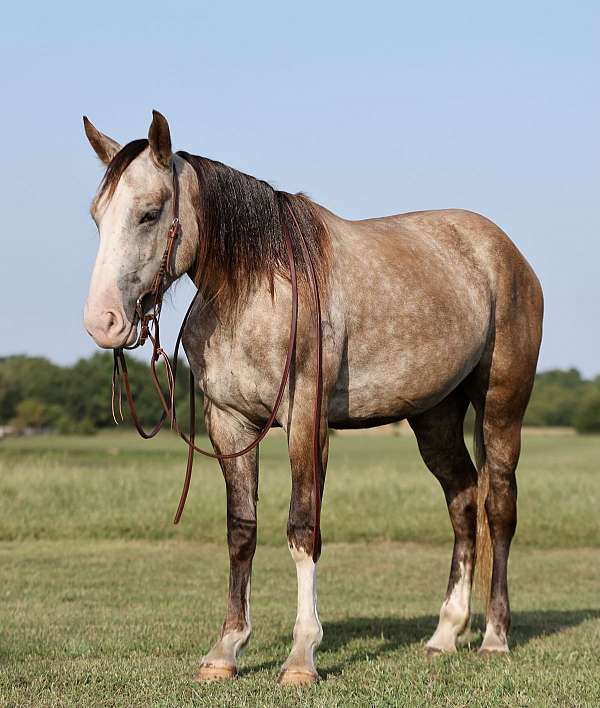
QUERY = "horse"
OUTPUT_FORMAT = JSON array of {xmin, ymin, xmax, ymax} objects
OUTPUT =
[{"xmin": 82, "ymin": 110, "xmax": 543, "ymax": 685}]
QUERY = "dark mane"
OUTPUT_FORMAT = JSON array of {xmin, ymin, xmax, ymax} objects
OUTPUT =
[
  {"xmin": 97, "ymin": 141, "xmax": 330, "ymax": 314},
  {"xmin": 98, "ymin": 139, "xmax": 149, "ymax": 202},
  {"xmin": 177, "ymin": 151, "xmax": 330, "ymax": 313}
]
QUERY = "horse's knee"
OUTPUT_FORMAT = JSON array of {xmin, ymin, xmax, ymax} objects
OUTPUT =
[
  {"xmin": 287, "ymin": 523, "xmax": 316, "ymax": 558},
  {"xmin": 227, "ymin": 516, "xmax": 257, "ymax": 563},
  {"xmin": 447, "ymin": 484, "xmax": 477, "ymax": 537}
]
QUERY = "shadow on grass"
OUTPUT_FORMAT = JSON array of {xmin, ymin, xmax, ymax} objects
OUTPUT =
[
  {"xmin": 509, "ymin": 608, "xmax": 600, "ymax": 646},
  {"xmin": 243, "ymin": 609, "xmax": 599, "ymax": 677}
]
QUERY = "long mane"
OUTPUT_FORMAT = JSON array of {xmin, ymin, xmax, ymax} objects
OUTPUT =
[{"xmin": 98, "ymin": 141, "xmax": 331, "ymax": 315}]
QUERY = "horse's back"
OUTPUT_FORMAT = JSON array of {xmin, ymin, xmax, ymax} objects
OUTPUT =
[{"xmin": 345, "ymin": 207, "xmax": 538, "ymax": 284}]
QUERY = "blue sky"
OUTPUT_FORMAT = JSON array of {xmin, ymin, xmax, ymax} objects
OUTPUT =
[{"xmin": 1, "ymin": 1, "xmax": 598, "ymax": 376}]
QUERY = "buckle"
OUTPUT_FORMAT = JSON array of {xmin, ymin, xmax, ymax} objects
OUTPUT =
[{"xmin": 169, "ymin": 217, "xmax": 180, "ymax": 237}]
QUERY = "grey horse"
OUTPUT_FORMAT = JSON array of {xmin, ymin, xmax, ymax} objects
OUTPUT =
[{"xmin": 83, "ymin": 111, "xmax": 543, "ymax": 684}]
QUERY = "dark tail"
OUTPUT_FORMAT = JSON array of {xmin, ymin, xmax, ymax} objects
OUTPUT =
[{"xmin": 473, "ymin": 409, "xmax": 492, "ymax": 611}]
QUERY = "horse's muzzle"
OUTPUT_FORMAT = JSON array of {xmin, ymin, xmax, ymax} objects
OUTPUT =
[{"xmin": 83, "ymin": 303, "xmax": 137, "ymax": 349}]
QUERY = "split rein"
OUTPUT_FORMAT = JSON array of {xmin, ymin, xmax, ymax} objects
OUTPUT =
[{"xmin": 110, "ymin": 163, "xmax": 323, "ymax": 562}]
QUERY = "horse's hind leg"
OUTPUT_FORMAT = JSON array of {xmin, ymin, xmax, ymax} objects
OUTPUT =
[
  {"xmin": 475, "ymin": 412, "xmax": 521, "ymax": 655},
  {"xmin": 466, "ymin": 351, "xmax": 538, "ymax": 655},
  {"xmin": 465, "ymin": 272, "xmax": 542, "ymax": 655},
  {"xmin": 408, "ymin": 388, "xmax": 477, "ymax": 655},
  {"xmin": 195, "ymin": 403, "xmax": 258, "ymax": 682}
]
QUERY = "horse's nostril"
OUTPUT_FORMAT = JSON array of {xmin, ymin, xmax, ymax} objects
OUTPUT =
[{"xmin": 103, "ymin": 310, "xmax": 125, "ymax": 336}]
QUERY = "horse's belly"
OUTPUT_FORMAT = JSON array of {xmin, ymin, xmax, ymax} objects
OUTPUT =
[
  {"xmin": 328, "ymin": 354, "xmax": 478, "ymax": 427},
  {"xmin": 328, "ymin": 314, "xmax": 488, "ymax": 428}
]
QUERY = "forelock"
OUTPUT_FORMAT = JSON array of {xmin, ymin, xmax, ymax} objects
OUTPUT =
[{"xmin": 97, "ymin": 139, "xmax": 150, "ymax": 203}]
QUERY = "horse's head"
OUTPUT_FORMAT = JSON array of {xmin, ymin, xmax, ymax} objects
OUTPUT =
[{"xmin": 83, "ymin": 111, "xmax": 198, "ymax": 348}]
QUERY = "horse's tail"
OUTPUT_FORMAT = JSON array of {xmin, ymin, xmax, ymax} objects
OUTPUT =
[{"xmin": 473, "ymin": 409, "xmax": 492, "ymax": 611}]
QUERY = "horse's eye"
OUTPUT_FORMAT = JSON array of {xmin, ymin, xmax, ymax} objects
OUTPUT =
[{"xmin": 139, "ymin": 210, "xmax": 160, "ymax": 225}]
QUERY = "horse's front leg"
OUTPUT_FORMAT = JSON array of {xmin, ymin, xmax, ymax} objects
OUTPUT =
[
  {"xmin": 195, "ymin": 403, "xmax": 258, "ymax": 682},
  {"xmin": 278, "ymin": 417, "xmax": 328, "ymax": 686}
]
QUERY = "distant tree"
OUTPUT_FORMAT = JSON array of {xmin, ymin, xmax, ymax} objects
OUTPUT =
[
  {"xmin": 0, "ymin": 352, "xmax": 204, "ymax": 433},
  {"xmin": 573, "ymin": 379, "xmax": 600, "ymax": 434},
  {"xmin": 0, "ymin": 356, "xmax": 67, "ymax": 412},
  {"xmin": 0, "ymin": 368, "xmax": 21, "ymax": 422},
  {"xmin": 524, "ymin": 368, "xmax": 586, "ymax": 427},
  {"xmin": 62, "ymin": 353, "xmax": 117, "ymax": 427},
  {"xmin": 11, "ymin": 399, "xmax": 66, "ymax": 431},
  {"xmin": 56, "ymin": 416, "xmax": 97, "ymax": 435},
  {"xmin": 58, "ymin": 352, "xmax": 204, "ymax": 432}
]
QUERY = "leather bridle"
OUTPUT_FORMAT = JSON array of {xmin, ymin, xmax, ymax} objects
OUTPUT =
[{"xmin": 111, "ymin": 160, "xmax": 323, "ymax": 561}]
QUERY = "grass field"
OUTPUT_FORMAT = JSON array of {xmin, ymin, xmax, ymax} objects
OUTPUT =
[{"xmin": 0, "ymin": 430, "xmax": 598, "ymax": 707}]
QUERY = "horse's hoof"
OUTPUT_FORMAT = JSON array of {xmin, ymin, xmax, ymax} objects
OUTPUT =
[
  {"xmin": 478, "ymin": 647, "xmax": 509, "ymax": 659},
  {"xmin": 277, "ymin": 668, "xmax": 319, "ymax": 686},
  {"xmin": 426, "ymin": 646, "xmax": 444, "ymax": 659},
  {"xmin": 426, "ymin": 644, "xmax": 456, "ymax": 659},
  {"xmin": 194, "ymin": 664, "xmax": 237, "ymax": 682}
]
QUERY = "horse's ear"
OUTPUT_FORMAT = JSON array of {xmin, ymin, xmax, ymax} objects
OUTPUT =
[
  {"xmin": 83, "ymin": 116, "xmax": 121, "ymax": 165},
  {"xmin": 148, "ymin": 110, "xmax": 172, "ymax": 169}
]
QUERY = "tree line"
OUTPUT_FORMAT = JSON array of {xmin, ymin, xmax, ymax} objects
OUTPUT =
[
  {"xmin": 1, "ymin": 355, "xmax": 599, "ymax": 434},
  {"xmin": 0, "ymin": 353, "xmax": 203, "ymax": 435}
]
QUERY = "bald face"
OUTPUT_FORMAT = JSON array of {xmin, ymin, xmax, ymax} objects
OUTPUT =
[
  {"xmin": 84, "ymin": 149, "xmax": 198, "ymax": 348},
  {"xmin": 84, "ymin": 148, "xmax": 175, "ymax": 347}
]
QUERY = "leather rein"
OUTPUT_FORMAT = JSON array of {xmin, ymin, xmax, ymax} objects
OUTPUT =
[{"xmin": 111, "ymin": 161, "xmax": 323, "ymax": 562}]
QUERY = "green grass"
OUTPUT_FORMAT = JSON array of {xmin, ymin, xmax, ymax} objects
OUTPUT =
[
  {"xmin": 1, "ymin": 431, "xmax": 598, "ymax": 547},
  {"xmin": 0, "ymin": 431, "xmax": 599, "ymax": 706}
]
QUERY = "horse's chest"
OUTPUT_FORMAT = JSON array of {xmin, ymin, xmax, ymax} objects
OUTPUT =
[{"xmin": 184, "ymin": 333, "xmax": 281, "ymax": 419}]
